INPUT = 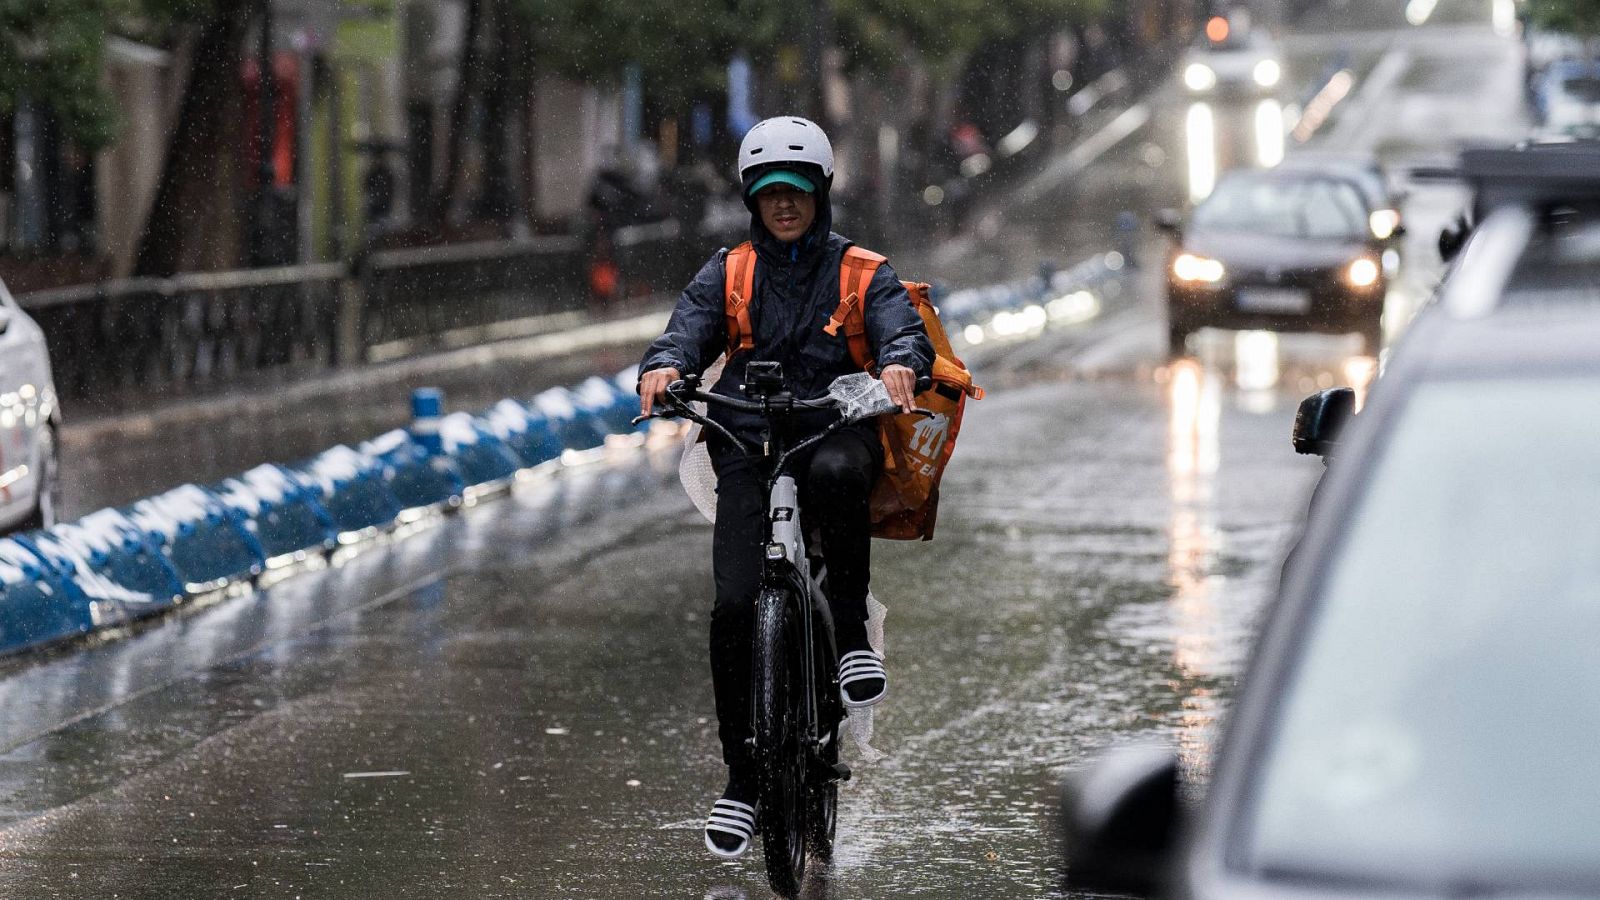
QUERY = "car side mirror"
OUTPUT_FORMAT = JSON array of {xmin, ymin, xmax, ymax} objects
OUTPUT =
[
  {"xmin": 1155, "ymin": 208, "xmax": 1183, "ymax": 238},
  {"xmin": 1060, "ymin": 745, "xmax": 1181, "ymax": 898},
  {"xmin": 1292, "ymin": 387, "xmax": 1355, "ymax": 457},
  {"xmin": 1438, "ymin": 215, "xmax": 1470, "ymax": 263}
]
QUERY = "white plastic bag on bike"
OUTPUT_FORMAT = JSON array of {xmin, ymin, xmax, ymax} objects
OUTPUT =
[
  {"xmin": 811, "ymin": 569, "xmax": 888, "ymax": 762},
  {"xmin": 678, "ymin": 358, "xmax": 724, "ymax": 524},
  {"xmin": 825, "ymin": 371, "xmax": 900, "ymax": 420},
  {"xmin": 846, "ymin": 592, "xmax": 888, "ymax": 762}
]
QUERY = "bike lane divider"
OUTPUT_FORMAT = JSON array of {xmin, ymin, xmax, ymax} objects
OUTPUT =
[{"xmin": 0, "ymin": 365, "xmax": 684, "ymax": 661}]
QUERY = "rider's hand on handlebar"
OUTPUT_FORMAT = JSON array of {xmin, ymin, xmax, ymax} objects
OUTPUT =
[
  {"xmin": 638, "ymin": 366, "xmax": 681, "ymax": 417},
  {"xmin": 880, "ymin": 364, "xmax": 918, "ymax": 412}
]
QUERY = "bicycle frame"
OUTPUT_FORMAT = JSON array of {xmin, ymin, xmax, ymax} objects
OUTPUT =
[
  {"xmin": 635, "ymin": 367, "xmax": 931, "ymax": 894},
  {"xmin": 762, "ymin": 471, "xmax": 836, "ymax": 771},
  {"xmin": 639, "ymin": 374, "xmax": 866, "ymax": 768}
]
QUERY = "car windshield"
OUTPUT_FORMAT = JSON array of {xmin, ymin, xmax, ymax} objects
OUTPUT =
[
  {"xmin": 1238, "ymin": 375, "xmax": 1600, "ymax": 891},
  {"xmin": 1192, "ymin": 175, "xmax": 1368, "ymax": 240}
]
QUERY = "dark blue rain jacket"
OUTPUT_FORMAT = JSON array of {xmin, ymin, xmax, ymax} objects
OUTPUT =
[{"xmin": 640, "ymin": 179, "xmax": 934, "ymax": 445}]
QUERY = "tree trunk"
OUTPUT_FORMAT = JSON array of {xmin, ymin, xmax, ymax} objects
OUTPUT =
[
  {"xmin": 518, "ymin": 34, "xmax": 539, "ymax": 231},
  {"xmin": 133, "ymin": 2, "xmax": 252, "ymax": 277},
  {"xmin": 473, "ymin": 0, "xmax": 515, "ymax": 224},
  {"xmin": 426, "ymin": 0, "xmax": 485, "ymax": 227}
]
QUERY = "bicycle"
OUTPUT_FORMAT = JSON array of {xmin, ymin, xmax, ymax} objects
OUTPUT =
[{"xmin": 635, "ymin": 360, "xmax": 930, "ymax": 897}]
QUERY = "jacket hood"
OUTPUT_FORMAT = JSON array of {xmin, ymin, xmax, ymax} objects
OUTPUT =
[{"xmin": 744, "ymin": 162, "xmax": 833, "ymax": 271}]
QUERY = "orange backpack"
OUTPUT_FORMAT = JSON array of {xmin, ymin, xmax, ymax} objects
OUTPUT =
[{"xmin": 723, "ymin": 241, "xmax": 984, "ymax": 541}]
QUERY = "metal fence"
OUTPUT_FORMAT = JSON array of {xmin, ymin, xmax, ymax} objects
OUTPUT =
[
  {"xmin": 20, "ymin": 265, "xmax": 346, "ymax": 403},
  {"xmin": 18, "ymin": 227, "xmax": 702, "ymax": 405},
  {"xmin": 360, "ymin": 235, "xmax": 587, "ymax": 360}
]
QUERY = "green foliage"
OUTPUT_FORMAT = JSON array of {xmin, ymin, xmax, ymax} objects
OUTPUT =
[
  {"xmin": 838, "ymin": 0, "xmax": 1104, "ymax": 74},
  {"xmin": 512, "ymin": 0, "xmax": 783, "ymax": 105},
  {"xmin": 512, "ymin": 0, "xmax": 1107, "ymax": 102},
  {"xmin": 0, "ymin": 0, "xmax": 218, "ymax": 149},
  {"xmin": 1527, "ymin": 0, "xmax": 1600, "ymax": 37},
  {"xmin": 0, "ymin": 0, "xmax": 121, "ymax": 147}
]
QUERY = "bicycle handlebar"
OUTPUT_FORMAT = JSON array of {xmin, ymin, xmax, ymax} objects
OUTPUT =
[{"xmin": 630, "ymin": 376, "xmax": 936, "ymax": 440}]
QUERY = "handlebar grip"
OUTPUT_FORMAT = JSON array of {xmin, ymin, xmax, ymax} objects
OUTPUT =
[{"xmin": 914, "ymin": 375, "xmax": 933, "ymax": 394}]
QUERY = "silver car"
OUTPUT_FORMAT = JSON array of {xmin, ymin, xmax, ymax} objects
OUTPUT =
[
  {"xmin": 0, "ymin": 282, "xmax": 61, "ymax": 533},
  {"xmin": 1062, "ymin": 141, "xmax": 1600, "ymax": 900}
]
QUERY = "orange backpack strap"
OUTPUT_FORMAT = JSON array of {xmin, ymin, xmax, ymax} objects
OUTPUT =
[
  {"xmin": 723, "ymin": 242, "xmax": 756, "ymax": 357},
  {"xmin": 827, "ymin": 246, "xmax": 886, "ymax": 371}
]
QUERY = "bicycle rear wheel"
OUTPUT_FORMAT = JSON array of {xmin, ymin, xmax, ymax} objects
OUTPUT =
[{"xmin": 754, "ymin": 586, "xmax": 807, "ymax": 898}]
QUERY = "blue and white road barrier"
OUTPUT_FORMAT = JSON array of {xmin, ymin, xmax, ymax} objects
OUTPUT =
[{"xmin": 0, "ymin": 366, "xmax": 666, "ymax": 658}]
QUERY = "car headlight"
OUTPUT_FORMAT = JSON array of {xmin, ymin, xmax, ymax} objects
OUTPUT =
[
  {"xmin": 1368, "ymin": 208, "xmax": 1400, "ymax": 240},
  {"xmin": 1253, "ymin": 59, "xmax": 1282, "ymax": 88},
  {"xmin": 1173, "ymin": 252, "xmax": 1226, "ymax": 284},
  {"xmin": 1345, "ymin": 257, "xmax": 1380, "ymax": 288},
  {"xmin": 1185, "ymin": 63, "xmax": 1217, "ymax": 92}
]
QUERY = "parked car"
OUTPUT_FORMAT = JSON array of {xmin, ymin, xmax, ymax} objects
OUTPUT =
[
  {"xmin": 1063, "ymin": 141, "xmax": 1600, "ymax": 900},
  {"xmin": 1532, "ymin": 58, "xmax": 1600, "ymax": 135},
  {"xmin": 1522, "ymin": 25, "xmax": 1585, "ymax": 104},
  {"xmin": 1160, "ymin": 166, "xmax": 1397, "ymax": 357},
  {"xmin": 1180, "ymin": 14, "xmax": 1283, "ymax": 96},
  {"xmin": 0, "ymin": 282, "xmax": 61, "ymax": 534}
]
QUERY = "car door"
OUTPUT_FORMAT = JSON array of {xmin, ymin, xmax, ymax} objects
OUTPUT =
[{"xmin": 0, "ymin": 287, "xmax": 46, "ymax": 529}]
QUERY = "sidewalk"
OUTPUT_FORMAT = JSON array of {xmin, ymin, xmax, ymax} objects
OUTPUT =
[{"xmin": 61, "ymin": 301, "xmax": 673, "ymax": 517}]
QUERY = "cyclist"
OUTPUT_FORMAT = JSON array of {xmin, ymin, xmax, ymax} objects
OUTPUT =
[{"xmin": 637, "ymin": 116, "xmax": 934, "ymax": 859}]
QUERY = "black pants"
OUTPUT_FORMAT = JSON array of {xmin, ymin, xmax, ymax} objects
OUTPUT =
[{"xmin": 708, "ymin": 426, "xmax": 882, "ymax": 771}]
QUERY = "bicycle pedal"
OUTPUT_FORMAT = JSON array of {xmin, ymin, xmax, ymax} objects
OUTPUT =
[{"xmin": 809, "ymin": 755, "xmax": 851, "ymax": 782}]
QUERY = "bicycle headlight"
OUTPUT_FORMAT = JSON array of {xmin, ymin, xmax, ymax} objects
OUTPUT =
[
  {"xmin": 1185, "ymin": 63, "xmax": 1217, "ymax": 92},
  {"xmin": 1173, "ymin": 252, "xmax": 1226, "ymax": 284}
]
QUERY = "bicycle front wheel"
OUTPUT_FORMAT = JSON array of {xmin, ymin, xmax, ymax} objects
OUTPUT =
[{"xmin": 754, "ymin": 586, "xmax": 807, "ymax": 898}]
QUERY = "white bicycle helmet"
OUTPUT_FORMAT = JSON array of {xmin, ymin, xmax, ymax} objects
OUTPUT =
[{"xmin": 737, "ymin": 116, "xmax": 834, "ymax": 180}]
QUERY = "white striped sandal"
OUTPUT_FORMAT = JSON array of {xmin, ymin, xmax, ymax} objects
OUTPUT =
[
  {"xmin": 839, "ymin": 649, "xmax": 888, "ymax": 709},
  {"xmin": 704, "ymin": 797, "xmax": 757, "ymax": 859}
]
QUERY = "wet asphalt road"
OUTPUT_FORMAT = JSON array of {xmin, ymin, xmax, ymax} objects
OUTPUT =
[
  {"xmin": 1, "ymin": 1, "xmax": 1531, "ymax": 896},
  {"xmin": 0, "ymin": 343, "xmax": 1312, "ymax": 900}
]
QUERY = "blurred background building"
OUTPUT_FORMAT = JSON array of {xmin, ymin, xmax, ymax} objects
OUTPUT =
[{"xmin": 0, "ymin": 0, "xmax": 1202, "ymax": 292}]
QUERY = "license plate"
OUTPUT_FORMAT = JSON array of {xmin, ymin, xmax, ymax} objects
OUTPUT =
[{"xmin": 1237, "ymin": 288, "xmax": 1311, "ymax": 314}]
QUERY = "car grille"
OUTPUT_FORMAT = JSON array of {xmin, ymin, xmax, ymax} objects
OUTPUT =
[{"xmin": 1227, "ymin": 265, "xmax": 1334, "ymax": 287}]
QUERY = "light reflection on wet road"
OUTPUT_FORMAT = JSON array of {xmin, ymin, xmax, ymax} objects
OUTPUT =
[{"xmin": 0, "ymin": 1, "xmax": 1532, "ymax": 896}]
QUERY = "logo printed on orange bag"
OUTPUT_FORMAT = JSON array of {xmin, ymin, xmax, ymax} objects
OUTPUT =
[{"xmin": 909, "ymin": 415, "xmax": 949, "ymax": 462}]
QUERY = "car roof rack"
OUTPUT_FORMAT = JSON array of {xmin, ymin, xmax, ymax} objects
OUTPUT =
[
  {"xmin": 1435, "ymin": 141, "xmax": 1600, "ymax": 319},
  {"xmin": 1460, "ymin": 141, "xmax": 1600, "ymax": 220}
]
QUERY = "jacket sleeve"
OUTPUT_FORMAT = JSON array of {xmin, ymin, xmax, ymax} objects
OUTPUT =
[
  {"xmin": 864, "ymin": 262, "xmax": 935, "ymax": 381},
  {"xmin": 639, "ymin": 250, "xmax": 728, "ymax": 378}
]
